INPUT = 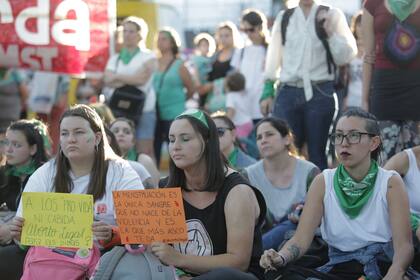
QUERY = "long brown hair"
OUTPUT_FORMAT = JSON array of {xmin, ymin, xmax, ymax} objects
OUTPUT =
[{"xmin": 54, "ymin": 104, "xmax": 116, "ymax": 201}]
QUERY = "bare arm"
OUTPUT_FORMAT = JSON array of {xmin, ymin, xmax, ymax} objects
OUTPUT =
[
  {"xmin": 179, "ymin": 63, "xmax": 195, "ymax": 100},
  {"xmin": 361, "ymin": 8, "xmax": 375, "ymax": 111},
  {"xmin": 113, "ymin": 58, "xmax": 157, "ymax": 86},
  {"xmin": 261, "ymin": 174, "xmax": 325, "ymax": 269},
  {"xmin": 137, "ymin": 154, "xmax": 160, "ymax": 188},
  {"xmin": 384, "ymin": 151, "xmax": 409, "ymax": 177},
  {"xmin": 384, "ymin": 175, "xmax": 413, "ymax": 279},
  {"xmin": 226, "ymin": 107, "xmax": 235, "ymax": 120},
  {"xmin": 177, "ymin": 184, "xmax": 260, "ymax": 273}
]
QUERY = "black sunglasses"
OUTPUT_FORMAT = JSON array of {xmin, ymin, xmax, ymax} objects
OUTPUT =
[{"xmin": 217, "ymin": 127, "xmax": 232, "ymax": 137}]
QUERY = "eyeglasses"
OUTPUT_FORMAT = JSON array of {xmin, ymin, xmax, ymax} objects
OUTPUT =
[
  {"xmin": 329, "ymin": 131, "xmax": 376, "ymax": 145},
  {"xmin": 217, "ymin": 127, "xmax": 232, "ymax": 137},
  {"xmin": 240, "ymin": 27, "xmax": 256, "ymax": 33}
]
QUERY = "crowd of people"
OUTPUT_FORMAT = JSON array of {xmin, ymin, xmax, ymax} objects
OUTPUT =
[{"xmin": 0, "ymin": 0, "xmax": 419, "ymax": 279}]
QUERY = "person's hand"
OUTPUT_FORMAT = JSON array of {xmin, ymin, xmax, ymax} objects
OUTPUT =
[
  {"xmin": 0, "ymin": 224, "xmax": 12, "ymax": 244},
  {"xmin": 260, "ymin": 97, "xmax": 273, "ymax": 117},
  {"xmin": 9, "ymin": 216, "xmax": 24, "ymax": 241},
  {"xmin": 383, "ymin": 265, "xmax": 407, "ymax": 280},
  {"xmin": 92, "ymin": 221, "xmax": 113, "ymax": 243},
  {"xmin": 260, "ymin": 249, "xmax": 286, "ymax": 271},
  {"xmin": 150, "ymin": 242, "xmax": 182, "ymax": 267},
  {"xmin": 288, "ymin": 204, "xmax": 304, "ymax": 224}
]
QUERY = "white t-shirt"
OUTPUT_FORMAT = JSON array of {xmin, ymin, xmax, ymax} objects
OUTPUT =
[
  {"xmin": 104, "ymin": 49, "xmax": 156, "ymax": 112},
  {"xmin": 231, "ymin": 45, "xmax": 266, "ymax": 120},
  {"xmin": 403, "ymin": 149, "xmax": 420, "ymax": 215},
  {"xmin": 225, "ymin": 90, "xmax": 253, "ymax": 126},
  {"xmin": 16, "ymin": 158, "xmax": 143, "ymax": 225}
]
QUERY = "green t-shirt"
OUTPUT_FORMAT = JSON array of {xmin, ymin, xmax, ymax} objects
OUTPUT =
[{"xmin": 153, "ymin": 59, "xmax": 186, "ymax": 120}]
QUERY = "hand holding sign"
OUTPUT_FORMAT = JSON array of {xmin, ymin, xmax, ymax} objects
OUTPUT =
[
  {"xmin": 113, "ymin": 188, "xmax": 187, "ymax": 244},
  {"xmin": 21, "ymin": 192, "xmax": 93, "ymax": 248}
]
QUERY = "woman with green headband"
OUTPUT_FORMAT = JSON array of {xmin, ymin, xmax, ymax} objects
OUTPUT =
[
  {"xmin": 154, "ymin": 109, "xmax": 266, "ymax": 279},
  {"xmin": 261, "ymin": 107, "xmax": 416, "ymax": 279},
  {"xmin": 0, "ymin": 119, "xmax": 49, "ymax": 280}
]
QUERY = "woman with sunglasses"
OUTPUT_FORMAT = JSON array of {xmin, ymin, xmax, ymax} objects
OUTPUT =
[
  {"xmin": 245, "ymin": 117, "xmax": 319, "ymax": 251},
  {"xmin": 231, "ymin": 9, "xmax": 269, "ymax": 124},
  {"xmin": 212, "ymin": 112, "xmax": 256, "ymax": 171},
  {"xmin": 260, "ymin": 107, "xmax": 415, "ymax": 280},
  {"xmin": 154, "ymin": 109, "xmax": 266, "ymax": 280}
]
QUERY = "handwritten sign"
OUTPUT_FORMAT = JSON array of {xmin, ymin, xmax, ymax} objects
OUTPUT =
[
  {"xmin": 113, "ymin": 188, "xmax": 187, "ymax": 244},
  {"xmin": 21, "ymin": 192, "xmax": 93, "ymax": 248}
]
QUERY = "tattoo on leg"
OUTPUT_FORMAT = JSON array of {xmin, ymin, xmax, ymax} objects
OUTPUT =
[{"xmin": 285, "ymin": 244, "xmax": 301, "ymax": 262}]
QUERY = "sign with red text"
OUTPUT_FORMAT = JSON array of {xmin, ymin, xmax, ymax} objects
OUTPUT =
[
  {"xmin": 113, "ymin": 188, "xmax": 188, "ymax": 244},
  {"xmin": 0, "ymin": 0, "xmax": 115, "ymax": 74}
]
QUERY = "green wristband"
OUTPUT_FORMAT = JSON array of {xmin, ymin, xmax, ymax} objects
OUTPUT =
[
  {"xmin": 260, "ymin": 80, "xmax": 276, "ymax": 102},
  {"xmin": 410, "ymin": 213, "xmax": 420, "ymax": 231}
]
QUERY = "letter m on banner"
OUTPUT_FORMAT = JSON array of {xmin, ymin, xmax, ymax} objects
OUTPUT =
[{"xmin": 0, "ymin": 0, "xmax": 116, "ymax": 75}]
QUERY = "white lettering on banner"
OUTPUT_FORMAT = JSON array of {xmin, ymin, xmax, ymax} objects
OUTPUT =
[
  {"xmin": 0, "ymin": 0, "xmax": 13, "ymax": 23},
  {"xmin": 52, "ymin": 0, "xmax": 90, "ymax": 51},
  {"xmin": 2, "ymin": 0, "xmax": 90, "ymax": 51},
  {"xmin": 15, "ymin": 0, "xmax": 49, "ymax": 45},
  {"xmin": 0, "ymin": 44, "xmax": 59, "ymax": 70}
]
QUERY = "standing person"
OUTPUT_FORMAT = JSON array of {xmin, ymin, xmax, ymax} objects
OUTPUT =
[
  {"xmin": 0, "ymin": 120, "xmax": 49, "ymax": 280},
  {"xmin": 153, "ymin": 28, "xmax": 195, "ymax": 167},
  {"xmin": 212, "ymin": 113, "xmax": 256, "ymax": 171},
  {"xmin": 362, "ymin": 0, "xmax": 420, "ymax": 163},
  {"xmin": 198, "ymin": 21, "xmax": 242, "ymax": 113},
  {"xmin": 9, "ymin": 105, "xmax": 143, "ymax": 274},
  {"xmin": 231, "ymin": 9, "xmax": 269, "ymax": 124},
  {"xmin": 260, "ymin": 108, "xmax": 414, "ymax": 280},
  {"xmin": 0, "ymin": 68, "xmax": 29, "ymax": 133},
  {"xmin": 245, "ymin": 117, "xmax": 319, "ymax": 250},
  {"xmin": 103, "ymin": 16, "xmax": 157, "ymax": 160},
  {"xmin": 110, "ymin": 118, "xmax": 160, "ymax": 187},
  {"xmin": 260, "ymin": 0, "xmax": 357, "ymax": 170},
  {"xmin": 343, "ymin": 11, "xmax": 364, "ymax": 109},
  {"xmin": 154, "ymin": 109, "xmax": 266, "ymax": 279}
]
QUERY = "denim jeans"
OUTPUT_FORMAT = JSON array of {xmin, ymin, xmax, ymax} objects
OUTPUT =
[
  {"xmin": 263, "ymin": 220, "xmax": 297, "ymax": 250},
  {"xmin": 273, "ymin": 81, "xmax": 337, "ymax": 170}
]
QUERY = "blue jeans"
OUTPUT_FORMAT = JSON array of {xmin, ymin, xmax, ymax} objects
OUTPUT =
[
  {"xmin": 262, "ymin": 220, "xmax": 297, "ymax": 250},
  {"xmin": 273, "ymin": 82, "xmax": 337, "ymax": 170}
]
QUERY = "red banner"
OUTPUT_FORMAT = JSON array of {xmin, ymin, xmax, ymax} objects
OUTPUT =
[{"xmin": 0, "ymin": 0, "xmax": 115, "ymax": 75}]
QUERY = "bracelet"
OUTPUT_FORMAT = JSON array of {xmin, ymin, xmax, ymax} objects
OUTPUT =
[{"xmin": 278, "ymin": 252, "xmax": 287, "ymax": 266}]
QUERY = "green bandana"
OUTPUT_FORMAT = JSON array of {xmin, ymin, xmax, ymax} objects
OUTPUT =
[
  {"xmin": 176, "ymin": 109, "xmax": 209, "ymax": 128},
  {"xmin": 411, "ymin": 213, "xmax": 420, "ymax": 231},
  {"xmin": 5, "ymin": 160, "xmax": 37, "ymax": 178},
  {"xmin": 388, "ymin": 0, "xmax": 417, "ymax": 21},
  {"xmin": 228, "ymin": 147, "xmax": 238, "ymax": 167},
  {"xmin": 333, "ymin": 160, "xmax": 379, "ymax": 219},
  {"xmin": 119, "ymin": 47, "xmax": 140, "ymax": 64},
  {"xmin": 125, "ymin": 148, "xmax": 137, "ymax": 161}
]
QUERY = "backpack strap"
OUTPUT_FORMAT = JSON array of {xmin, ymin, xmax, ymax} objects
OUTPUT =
[
  {"xmin": 93, "ymin": 246, "xmax": 127, "ymax": 280},
  {"xmin": 281, "ymin": 8, "xmax": 296, "ymax": 45},
  {"xmin": 142, "ymin": 251, "xmax": 177, "ymax": 280},
  {"xmin": 315, "ymin": 5, "xmax": 337, "ymax": 75}
]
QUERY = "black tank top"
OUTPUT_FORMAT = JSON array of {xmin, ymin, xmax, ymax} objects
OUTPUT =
[{"xmin": 163, "ymin": 173, "xmax": 266, "ymax": 279}]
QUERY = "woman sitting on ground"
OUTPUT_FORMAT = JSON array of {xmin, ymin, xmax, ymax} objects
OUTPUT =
[
  {"xmin": 110, "ymin": 117, "xmax": 160, "ymax": 186},
  {"xmin": 245, "ymin": 117, "xmax": 319, "ymax": 251},
  {"xmin": 154, "ymin": 109, "xmax": 266, "ymax": 280},
  {"xmin": 0, "ymin": 120, "xmax": 49, "ymax": 280},
  {"xmin": 260, "ymin": 108, "xmax": 415, "ymax": 280},
  {"xmin": 211, "ymin": 112, "xmax": 256, "ymax": 171}
]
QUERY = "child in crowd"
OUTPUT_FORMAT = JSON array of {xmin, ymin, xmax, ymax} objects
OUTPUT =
[{"xmin": 225, "ymin": 71, "xmax": 253, "ymax": 138}]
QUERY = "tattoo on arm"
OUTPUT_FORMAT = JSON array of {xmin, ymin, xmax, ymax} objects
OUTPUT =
[{"xmin": 285, "ymin": 244, "xmax": 301, "ymax": 263}]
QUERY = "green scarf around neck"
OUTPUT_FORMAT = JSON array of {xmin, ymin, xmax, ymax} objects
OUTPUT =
[
  {"xmin": 5, "ymin": 160, "xmax": 37, "ymax": 178},
  {"xmin": 119, "ymin": 47, "xmax": 140, "ymax": 64},
  {"xmin": 228, "ymin": 147, "xmax": 238, "ymax": 168},
  {"xmin": 333, "ymin": 160, "xmax": 379, "ymax": 219},
  {"xmin": 125, "ymin": 148, "xmax": 137, "ymax": 161},
  {"xmin": 387, "ymin": 0, "xmax": 417, "ymax": 21}
]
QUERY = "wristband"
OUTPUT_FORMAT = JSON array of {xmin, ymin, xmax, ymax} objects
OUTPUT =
[
  {"xmin": 260, "ymin": 80, "xmax": 276, "ymax": 102},
  {"xmin": 410, "ymin": 213, "xmax": 420, "ymax": 231}
]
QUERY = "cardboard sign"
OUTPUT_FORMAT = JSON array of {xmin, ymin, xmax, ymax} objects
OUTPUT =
[
  {"xmin": 113, "ymin": 188, "xmax": 187, "ymax": 244},
  {"xmin": 21, "ymin": 192, "xmax": 93, "ymax": 248},
  {"xmin": 0, "ymin": 0, "xmax": 115, "ymax": 74}
]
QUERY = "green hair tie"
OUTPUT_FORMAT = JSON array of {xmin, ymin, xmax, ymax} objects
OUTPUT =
[{"xmin": 176, "ymin": 109, "xmax": 209, "ymax": 128}]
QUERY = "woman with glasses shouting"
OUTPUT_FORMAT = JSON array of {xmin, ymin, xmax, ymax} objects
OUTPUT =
[{"xmin": 260, "ymin": 107, "xmax": 416, "ymax": 280}]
